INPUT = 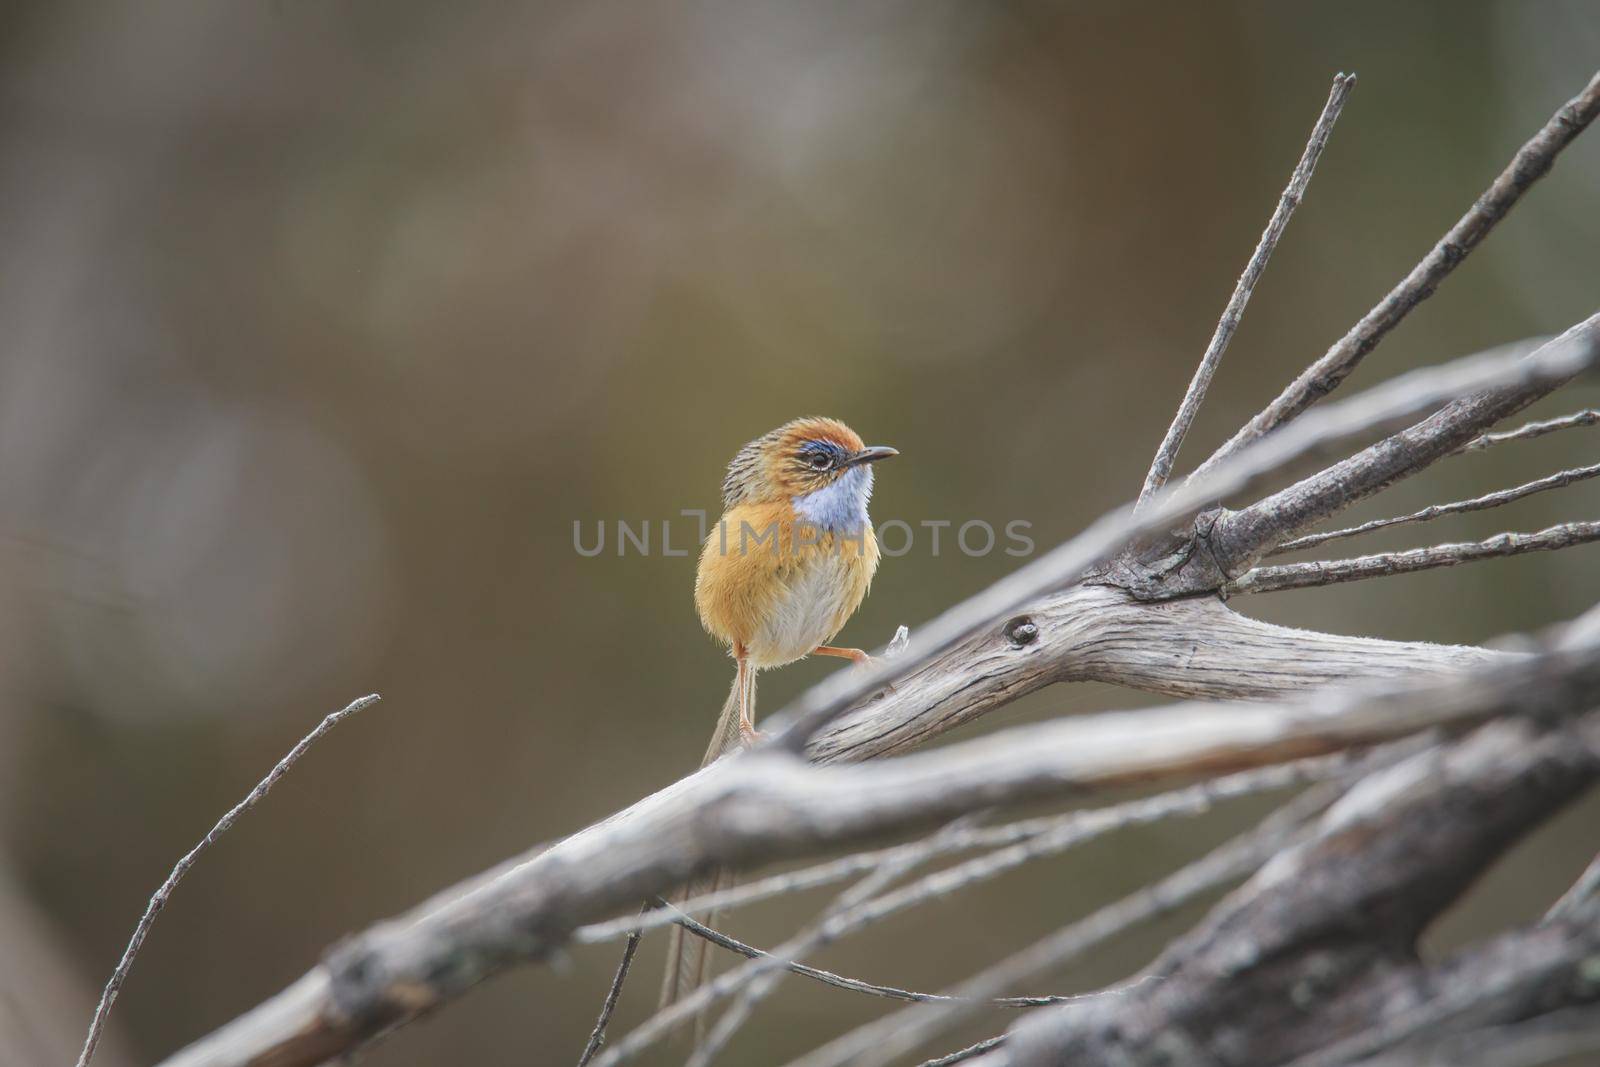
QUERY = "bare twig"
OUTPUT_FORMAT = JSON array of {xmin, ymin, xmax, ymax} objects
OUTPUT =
[
  {"xmin": 919, "ymin": 1036, "xmax": 1006, "ymax": 1067},
  {"xmin": 1137, "ymin": 73, "xmax": 1355, "ymax": 508},
  {"xmin": 1456, "ymin": 408, "xmax": 1600, "ymax": 454},
  {"xmin": 784, "ymin": 781, "xmax": 1342, "ymax": 1067},
  {"xmin": 1269, "ymin": 461, "xmax": 1600, "ymax": 554},
  {"xmin": 1189, "ymin": 69, "xmax": 1600, "ymax": 484},
  {"xmin": 663, "ymin": 907, "xmax": 1097, "ymax": 1007},
  {"xmin": 1228, "ymin": 519, "xmax": 1600, "ymax": 595},
  {"xmin": 603, "ymin": 822, "xmax": 970, "ymax": 1067},
  {"xmin": 578, "ymin": 751, "xmax": 1362, "ymax": 945},
  {"xmin": 799, "ymin": 747, "xmax": 1383, "ymax": 955},
  {"xmin": 76, "ymin": 694, "xmax": 380, "ymax": 1067},
  {"xmin": 576, "ymin": 913, "xmax": 646, "ymax": 1066},
  {"xmin": 682, "ymin": 822, "xmax": 972, "ymax": 1067}
]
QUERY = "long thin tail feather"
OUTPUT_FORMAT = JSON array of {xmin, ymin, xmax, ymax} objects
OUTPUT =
[{"xmin": 659, "ymin": 667, "xmax": 753, "ymax": 1016}]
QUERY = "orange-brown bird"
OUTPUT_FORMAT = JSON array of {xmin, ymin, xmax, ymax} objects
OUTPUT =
[{"xmin": 661, "ymin": 416, "xmax": 897, "ymax": 1009}]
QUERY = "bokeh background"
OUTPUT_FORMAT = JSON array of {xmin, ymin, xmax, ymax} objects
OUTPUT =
[{"xmin": 2, "ymin": 1, "xmax": 1598, "ymax": 1064}]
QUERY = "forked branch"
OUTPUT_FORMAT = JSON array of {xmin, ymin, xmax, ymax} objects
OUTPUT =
[
  {"xmin": 1230, "ymin": 519, "xmax": 1600, "ymax": 595},
  {"xmin": 1188, "ymin": 69, "xmax": 1600, "ymax": 484},
  {"xmin": 1187, "ymin": 316, "xmax": 1600, "ymax": 588}
]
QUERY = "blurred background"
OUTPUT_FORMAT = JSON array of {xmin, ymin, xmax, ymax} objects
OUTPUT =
[{"xmin": 1, "ymin": 1, "xmax": 1597, "ymax": 1064}]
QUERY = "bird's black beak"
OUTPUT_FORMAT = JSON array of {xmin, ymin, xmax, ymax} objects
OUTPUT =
[{"xmin": 844, "ymin": 445, "xmax": 899, "ymax": 468}]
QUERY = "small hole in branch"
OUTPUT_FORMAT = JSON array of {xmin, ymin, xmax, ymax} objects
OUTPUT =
[{"xmin": 1004, "ymin": 617, "xmax": 1039, "ymax": 648}]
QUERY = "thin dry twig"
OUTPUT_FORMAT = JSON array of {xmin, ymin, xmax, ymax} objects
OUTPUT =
[
  {"xmin": 599, "ymin": 822, "xmax": 972, "ymax": 1067},
  {"xmin": 576, "ymin": 751, "xmax": 1363, "ymax": 945},
  {"xmin": 576, "ymin": 911, "xmax": 647, "ymax": 1067},
  {"xmin": 1189, "ymin": 69, "xmax": 1600, "ymax": 485},
  {"xmin": 76, "ymin": 694, "xmax": 381, "ymax": 1067},
  {"xmin": 683, "ymin": 822, "xmax": 973, "ymax": 1067},
  {"xmin": 662, "ymin": 908, "xmax": 1097, "ymax": 1007},
  {"xmin": 784, "ymin": 782, "xmax": 1343, "ymax": 1067},
  {"xmin": 1269, "ymin": 462, "xmax": 1600, "ymax": 554},
  {"xmin": 918, "ymin": 1036, "xmax": 1006, "ymax": 1066},
  {"xmin": 1455, "ymin": 408, "xmax": 1600, "ymax": 454},
  {"xmin": 1229, "ymin": 519, "xmax": 1600, "ymax": 595},
  {"xmin": 1137, "ymin": 73, "xmax": 1355, "ymax": 508},
  {"xmin": 802, "ymin": 744, "xmax": 1384, "ymax": 953}
]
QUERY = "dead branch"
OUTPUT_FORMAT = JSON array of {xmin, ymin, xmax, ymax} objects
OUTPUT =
[
  {"xmin": 156, "ymin": 610, "xmax": 1600, "ymax": 1067},
  {"xmin": 664, "ymin": 823, "xmax": 967, "ymax": 1067},
  {"xmin": 1137, "ymin": 73, "xmax": 1354, "ymax": 507},
  {"xmin": 999, "ymin": 716, "xmax": 1600, "ymax": 1067},
  {"xmin": 575, "ymin": 909, "xmax": 645, "ymax": 1067},
  {"xmin": 1146, "ymin": 315, "xmax": 1600, "ymax": 596},
  {"xmin": 1456, "ymin": 407, "xmax": 1600, "ymax": 453},
  {"xmin": 920, "ymin": 1036, "xmax": 1007, "ymax": 1067},
  {"xmin": 661, "ymin": 906, "xmax": 1098, "ymax": 1008},
  {"xmin": 580, "ymin": 750, "xmax": 1363, "ymax": 944},
  {"xmin": 1188, "ymin": 70, "xmax": 1600, "ymax": 484},
  {"xmin": 1229, "ymin": 519, "xmax": 1600, "ymax": 595},
  {"xmin": 76, "ymin": 695, "xmax": 380, "ymax": 1067},
  {"xmin": 784, "ymin": 776, "xmax": 1346, "ymax": 1067}
]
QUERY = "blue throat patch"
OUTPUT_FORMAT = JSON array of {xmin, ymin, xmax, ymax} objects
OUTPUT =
[{"xmin": 793, "ymin": 465, "xmax": 874, "ymax": 533}]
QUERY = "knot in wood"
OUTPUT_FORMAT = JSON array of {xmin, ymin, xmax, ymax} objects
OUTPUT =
[{"xmin": 1004, "ymin": 616, "xmax": 1039, "ymax": 647}]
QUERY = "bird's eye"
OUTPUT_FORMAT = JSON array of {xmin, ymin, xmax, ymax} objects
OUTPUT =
[{"xmin": 807, "ymin": 453, "xmax": 833, "ymax": 471}]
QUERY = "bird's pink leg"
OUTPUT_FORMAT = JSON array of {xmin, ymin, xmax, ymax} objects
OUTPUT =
[
  {"xmin": 734, "ymin": 649, "xmax": 763, "ymax": 746},
  {"xmin": 813, "ymin": 645, "xmax": 896, "ymax": 694}
]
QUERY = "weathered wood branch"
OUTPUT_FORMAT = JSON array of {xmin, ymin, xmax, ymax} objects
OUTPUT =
[
  {"xmin": 579, "ymin": 750, "xmax": 1373, "ymax": 945},
  {"xmin": 1001, "ymin": 716, "xmax": 1600, "ymax": 1067},
  {"xmin": 157, "ymin": 612, "xmax": 1600, "ymax": 1067},
  {"xmin": 808, "ymin": 584, "xmax": 1497, "ymax": 764}
]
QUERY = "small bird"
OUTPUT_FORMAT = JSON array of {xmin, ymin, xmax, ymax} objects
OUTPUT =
[{"xmin": 661, "ymin": 416, "xmax": 897, "ymax": 1009}]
